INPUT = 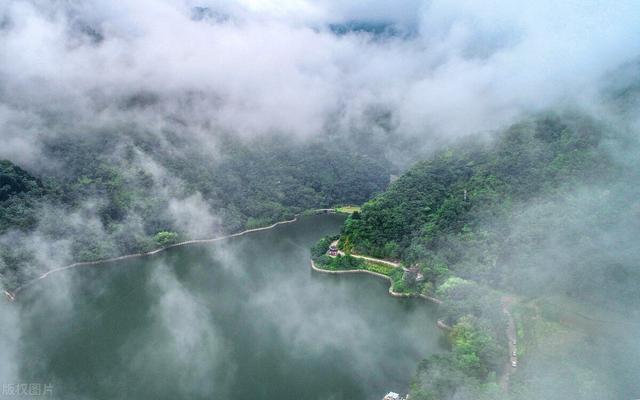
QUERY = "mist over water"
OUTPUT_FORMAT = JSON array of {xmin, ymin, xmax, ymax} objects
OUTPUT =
[
  {"xmin": 13, "ymin": 215, "xmax": 443, "ymax": 400},
  {"xmin": 0, "ymin": 1, "xmax": 639, "ymax": 399}
]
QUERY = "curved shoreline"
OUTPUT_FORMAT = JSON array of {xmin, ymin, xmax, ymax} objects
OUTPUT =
[
  {"xmin": 6, "ymin": 209, "xmax": 338, "ymax": 301},
  {"xmin": 309, "ymin": 259, "xmax": 442, "ymax": 305}
]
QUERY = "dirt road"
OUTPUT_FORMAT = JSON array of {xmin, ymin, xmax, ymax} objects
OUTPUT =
[{"xmin": 500, "ymin": 296, "xmax": 517, "ymax": 392}]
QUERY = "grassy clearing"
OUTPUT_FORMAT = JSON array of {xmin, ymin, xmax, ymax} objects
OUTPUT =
[
  {"xmin": 362, "ymin": 261, "xmax": 396, "ymax": 276},
  {"xmin": 335, "ymin": 205, "xmax": 362, "ymax": 214}
]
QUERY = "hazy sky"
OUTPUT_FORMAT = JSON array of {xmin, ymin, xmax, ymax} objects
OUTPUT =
[{"xmin": 1, "ymin": 0, "xmax": 639, "ymax": 165}]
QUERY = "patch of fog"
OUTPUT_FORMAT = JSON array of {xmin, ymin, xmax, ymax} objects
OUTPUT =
[
  {"xmin": 119, "ymin": 264, "xmax": 237, "ymax": 398},
  {"xmin": 247, "ymin": 269, "xmax": 440, "ymax": 387},
  {"xmin": 168, "ymin": 193, "xmax": 223, "ymax": 239},
  {"xmin": 0, "ymin": 301, "xmax": 21, "ymax": 386}
]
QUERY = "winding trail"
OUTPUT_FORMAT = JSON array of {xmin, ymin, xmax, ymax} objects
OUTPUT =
[
  {"xmin": 5, "ymin": 209, "xmax": 338, "ymax": 302},
  {"xmin": 332, "ymin": 240, "xmax": 400, "ymax": 268},
  {"xmin": 338, "ymin": 251, "xmax": 400, "ymax": 268},
  {"xmin": 500, "ymin": 296, "xmax": 517, "ymax": 392}
]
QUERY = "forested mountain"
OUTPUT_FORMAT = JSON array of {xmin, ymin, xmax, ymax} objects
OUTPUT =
[
  {"xmin": 0, "ymin": 132, "xmax": 390, "ymax": 291},
  {"xmin": 0, "ymin": 160, "xmax": 46, "ymax": 229},
  {"xmin": 336, "ymin": 112, "xmax": 639, "ymax": 399},
  {"xmin": 341, "ymin": 113, "xmax": 611, "ymax": 262}
]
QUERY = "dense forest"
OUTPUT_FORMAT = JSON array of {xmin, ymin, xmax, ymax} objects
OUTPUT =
[
  {"xmin": 0, "ymin": 132, "xmax": 390, "ymax": 291},
  {"xmin": 340, "ymin": 113, "xmax": 611, "ymax": 261},
  {"xmin": 335, "ymin": 112, "xmax": 638, "ymax": 399}
]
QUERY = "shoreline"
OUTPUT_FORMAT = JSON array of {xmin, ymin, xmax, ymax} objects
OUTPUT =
[
  {"xmin": 309, "ymin": 259, "xmax": 442, "ymax": 305},
  {"xmin": 6, "ymin": 209, "xmax": 338, "ymax": 301}
]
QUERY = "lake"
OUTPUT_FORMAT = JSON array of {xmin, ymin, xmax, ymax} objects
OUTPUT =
[{"xmin": 14, "ymin": 214, "xmax": 444, "ymax": 400}]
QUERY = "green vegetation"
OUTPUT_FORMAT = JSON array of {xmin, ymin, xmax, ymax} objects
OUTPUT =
[
  {"xmin": 449, "ymin": 315, "xmax": 504, "ymax": 378},
  {"xmin": 310, "ymin": 235, "xmax": 338, "ymax": 260},
  {"xmin": 0, "ymin": 133, "xmax": 390, "ymax": 292},
  {"xmin": 153, "ymin": 231, "xmax": 179, "ymax": 247},
  {"xmin": 0, "ymin": 160, "xmax": 47, "ymax": 232},
  {"xmin": 334, "ymin": 205, "xmax": 362, "ymax": 214},
  {"xmin": 410, "ymin": 355, "xmax": 502, "ymax": 400},
  {"xmin": 363, "ymin": 261, "xmax": 395, "ymax": 276},
  {"xmin": 389, "ymin": 267, "xmax": 411, "ymax": 293},
  {"xmin": 332, "ymin": 112, "xmax": 626, "ymax": 398},
  {"xmin": 341, "ymin": 113, "xmax": 610, "ymax": 262},
  {"xmin": 311, "ymin": 235, "xmax": 396, "ymax": 277}
]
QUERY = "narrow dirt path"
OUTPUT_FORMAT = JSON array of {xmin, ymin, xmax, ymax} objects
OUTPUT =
[
  {"xmin": 500, "ymin": 295, "xmax": 517, "ymax": 392},
  {"xmin": 332, "ymin": 240, "xmax": 400, "ymax": 267},
  {"xmin": 344, "ymin": 252, "xmax": 400, "ymax": 268}
]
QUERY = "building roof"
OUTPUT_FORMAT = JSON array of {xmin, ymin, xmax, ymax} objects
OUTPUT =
[{"xmin": 384, "ymin": 392, "xmax": 400, "ymax": 400}]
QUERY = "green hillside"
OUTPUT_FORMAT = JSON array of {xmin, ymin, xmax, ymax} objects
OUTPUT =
[
  {"xmin": 340, "ymin": 113, "xmax": 610, "ymax": 262},
  {"xmin": 335, "ymin": 112, "xmax": 638, "ymax": 399},
  {"xmin": 0, "ymin": 134, "xmax": 390, "ymax": 292}
]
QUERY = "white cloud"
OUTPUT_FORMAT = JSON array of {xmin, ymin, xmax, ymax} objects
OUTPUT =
[
  {"xmin": 168, "ymin": 193, "xmax": 222, "ymax": 238},
  {"xmin": 1, "ymin": 0, "xmax": 637, "ymax": 155}
]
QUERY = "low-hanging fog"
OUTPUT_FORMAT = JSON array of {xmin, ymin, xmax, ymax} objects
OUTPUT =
[
  {"xmin": 2, "ymin": 0, "xmax": 639, "ymax": 165},
  {"xmin": 1, "ymin": 1, "xmax": 639, "ymax": 399},
  {"xmin": 11, "ymin": 216, "xmax": 445, "ymax": 399}
]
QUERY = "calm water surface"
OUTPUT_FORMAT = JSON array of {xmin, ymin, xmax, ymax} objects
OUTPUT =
[{"xmin": 17, "ymin": 214, "xmax": 444, "ymax": 400}]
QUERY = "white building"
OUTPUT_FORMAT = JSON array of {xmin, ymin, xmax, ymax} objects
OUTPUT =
[{"xmin": 383, "ymin": 391, "xmax": 409, "ymax": 400}]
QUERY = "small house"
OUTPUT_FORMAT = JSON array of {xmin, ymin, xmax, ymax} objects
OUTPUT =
[
  {"xmin": 402, "ymin": 265, "xmax": 425, "ymax": 284},
  {"xmin": 408, "ymin": 265, "xmax": 425, "ymax": 282},
  {"xmin": 383, "ymin": 392, "xmax": 400, "ymax": 400},
  {"xmin": 328, "ymin": 245, "xmax": 338, "ymax": 256}
]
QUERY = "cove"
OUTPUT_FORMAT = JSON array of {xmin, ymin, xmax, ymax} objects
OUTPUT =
[{"xmin": 15, "ymin": 214, "xmax": 445, "ymax": 400}]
